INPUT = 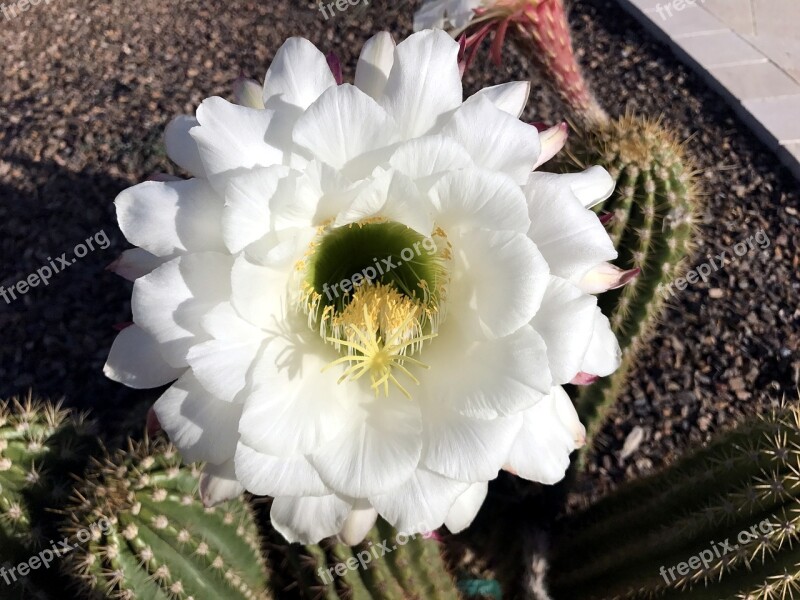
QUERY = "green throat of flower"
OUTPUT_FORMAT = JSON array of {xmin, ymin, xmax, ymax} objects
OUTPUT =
[{"xmin": 298, "ymin": 220, "xmax": 451, "ymax": 399}]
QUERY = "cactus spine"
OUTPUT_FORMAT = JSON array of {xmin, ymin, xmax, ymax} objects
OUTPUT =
[
  {"xmin": 564, "ymin": 115, "xmax": 699, "ymax": 450},
  {"xmin": 508, "ymin": 0, "xmax": 608, "ymax": 126},
  {"xmin": 65, "ymin": 439, "xmax": 271, "ymax": 600},
  {"xmin": 0, "ymin": 395, "xmax": 95, "ymax": 556},
  {"xmin": 549, "ymin": 403, "xmax": 800, "ymax": 599}
]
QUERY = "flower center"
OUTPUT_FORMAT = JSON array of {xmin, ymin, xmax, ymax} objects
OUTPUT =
[{"xmin": 297, "ymin": 221, "xmax": 451, "ymax": 399}]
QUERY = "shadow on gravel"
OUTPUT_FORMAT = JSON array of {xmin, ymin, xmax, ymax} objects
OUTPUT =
[{"xmin": 0, "ymin": 155, "xmax": 157, "ymax": 438}]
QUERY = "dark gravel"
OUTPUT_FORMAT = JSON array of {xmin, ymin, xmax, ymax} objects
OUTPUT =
[{"xmin": 0, "ymin": 0, "xmax": 798, "ymax": 590}]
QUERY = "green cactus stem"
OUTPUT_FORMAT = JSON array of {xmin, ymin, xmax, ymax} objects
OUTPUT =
[
  {"xmin": 64, "ymin": 439, "xmax": 271, "ymax": 600},
  {"xmin": 0, "ymin": 395, "xmax": 96, "ymax": 559},
  {"xmin": 549, "ymin": 403, "xmax": 800, "ymax": 600},
  {"xmin": 261, "ymin": 510, "xmax": 461, "ymax": 599},
  {"xmin": 562, "ymin": 115, "xmax": 700, "ymax": 454}
]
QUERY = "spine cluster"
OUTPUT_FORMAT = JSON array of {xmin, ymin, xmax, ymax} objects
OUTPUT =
[
  {"xmin": 65, "ymin": 439, "xmax": 270, "ymax": 600},
  {"xmin": 565, "ymin": 115, "xmax": 699, "ymax": 452},
  {"xmin": 550, "ymin": 403, "xmax": 800, "ymax": 599}
]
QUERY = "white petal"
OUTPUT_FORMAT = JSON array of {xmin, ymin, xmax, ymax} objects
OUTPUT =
[
  {"xmin": 553, "ymin": 385, "xmax": 586, "ymax": 448},
  {"xmin": 563, "ymin": 165, "xmax": 616, "ymax": 208},
  {"xmin": 233, "ymin": 77, "xmax": 265, "ymax": 109},
  {"xmin": 442, "ymin": 96, "xmax": 541, "ymax": 185},
  {"xmin": 525, "ymin": 172, "xmax": 617, "ymax": 281},
  {"xmin": 334, "ymin": 169, "xmax": 433, "ymax": 236},
  {"xmin": 271, "ymin": 494, "xmax": 352, "ymax": 544},
  {"xmin": 531, "ymin": 277, "xmax": 598, "ymax": 385},
  {"xmin": 164, "ymin": 115, "xmax": 205, "ymax": 177},
  {"xmin": 444, "ymin": 482, "xmax": 488, "ymax": 533},
  {"xmin": 380, "ymin": 29, "xmax": 462, "ymax": 139},
  {"xmin": 263, "ymin": 37, "xmax": 337, "ymax": 111},
  {"xmin": 355, "ymin": 32, "xmax": 395, "ymax": 100},
  {"xmin": 413, "ymin": 0, "xmax": 480, "ymax": 31},
  {"xmin": 115, "ymin": 179, "xmax": 225, "ymax": 258},
  {"xmin": 469, "ymin": 81, "xmax": 530, "ymax": 117},
  {"xmin": 277, "ymin": 159, "xmax": 359, "ymax": 227},
  {"xmin": 420, "ymin": 323, "xmax": 550, "ymax": 419},
  {"xmin": 191, "ymin": 97, "xmax": 286, "ymax": 191},
  {"xmin": 580, "ymin": 307, "xmax": 621, "ymax": 377},
  {"xmin": 370, "ymin": 468, "xmax": 468, "ymax": 534},
  {"xmin": 429, "ymin": 168, "xmax": 530, "ymax": 234},
  {"xmin": 311, "ymin": 399, "xmax": 422, "ymax": 498},
  {"xmin": 132, "ymin": 252, "xmax": 233, "ymax": 367},
  {"xmin": 387, "ymin": 135, "xmax": 473, "ymax": 191},
  {"xmin": 235, "ymin": 442, "xmax": 329, "ymax": 497},
  {"xmin": 413, "ymin": 0, "xmax": 448, "ymax": 30},
  {"xmin": 339, "ymin": 502, "xmax": 379, "ymax": 546},
  {"xmin": 244, "ymin": 226, "xmax": 317, "ymax": 268},
  {"xmin": 532, "ymin": 123, "xmax": 569, "ymax": 171},
  {"xmin": 223, "ymin": 165, "xmax": 292, "ymax": 254},
  {"xmin": 199, "ymin": 459, "xmax": 245, "ymax": 507},
  {"xmin": 104, "ymin": 325, "xmax": 184, "ymax": 389},
  {"xmin": 506, "ymin": 386, "xmax": 582, "ymax": 484},
  {"xmin": 108, "ymin": 248, "xmax": 165, "ymax": 281},
  {"xmin": 186, "ymin": 304, "xmax": 265, "ymax": 402},
  {"xmin": 293, "ymin": 83, "xmax": 399, "ymax": 171},
  {"xmin": 153, "ymin": 371, "xmax": 242, "ymax": 464},
  {"xmin": 238, "ymin": 322, "xmax": 354, "ymax": 457},
  {"xmin": 451, "ymin": 229, "xmax": 549, "ymax": 339},
  {"xmin": 230, "ymin": 255, "xmax": 290, "ymax": 330},
  {"xmin": 422, "ymin": 407, "xmax": 522, "ymax": 482}
]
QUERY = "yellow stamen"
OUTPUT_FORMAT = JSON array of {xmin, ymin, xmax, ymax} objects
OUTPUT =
[{"xmin": 320, "ymin": 287, "xmax": 436, "ymax": 400}]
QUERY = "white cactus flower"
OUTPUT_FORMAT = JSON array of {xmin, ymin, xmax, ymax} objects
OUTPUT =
[{"xmin": 104, "ymin": 29, "xmax": 621, "ymax": 545}]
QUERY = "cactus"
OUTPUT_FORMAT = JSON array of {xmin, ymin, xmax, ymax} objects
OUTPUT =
[
  {"xmin": 548, "ymin": 402, "xmax": 800, "ymax": 599},
  {"xmin": 64, "ymin": 439, "xmax": 272, "ymax": 600},
  {"xmin": 0, "ymin": 395, "xmax": 96, "ymax": 557},
  {"xmin": 262, "ymin": 512, "xmax": 461, "ymax": 599},
  {"xmin": 458, "ymin": 0, "xmax": 608, "ymax": 127},
  {"xmin": 562, "ymin": 115, "xmax": 700, "ymax": 451}
]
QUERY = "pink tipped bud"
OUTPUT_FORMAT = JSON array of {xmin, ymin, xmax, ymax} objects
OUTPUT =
[
  {"xmin": 233, "ymin": 76, "xmax": 265, "ymax": 109},
  {"xmin": 326, "ymin": 51, "xmax": 343, "ymax": 85},
  {"xmin": 457, "ymin": 34, "xmax": 468, "ymax": 78},
  {"xmin": 579, "ymin": 263, "xmax": 640, "ymax": 294},
  {"xmin": 532, "ymin": 121, "xmax": 569, "ymax": 170},
  {"xmin": 599, "ymin": 212, "xmax": 614, "ymax": 225},
  {"xmin": 570, "ymin": 372, "xmax": 599, "ymax": 386}
]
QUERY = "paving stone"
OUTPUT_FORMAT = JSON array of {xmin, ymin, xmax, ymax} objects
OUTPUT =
[
  {"xmin": 701, "ymin": 0, "xmax": 755, "ymax": 36},
  {"xmin": 642, "ymin": 3, "xmax": 727, "ymax": 38},
  {"xmin": 744, "ymin": 95, "xmax": 800, "ymax": 144},
  {"xmin": 743, "ymin": 35, "xmax": 800, "ymax": 85},
  {"xmin": 710, "ymin": 61, "xmax": 800, "ymax": 101},
  {"xmin": 677, "ymin": 31, "xmax": 765, "ymax": 68},
  {"xmin": 752, "ymin": 0, "xmax": 800, "ymax": 39},
  {"xmin": 625, "ymin": 0, "xmax": 665, "ymax": 12}
]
